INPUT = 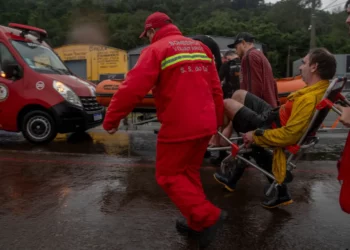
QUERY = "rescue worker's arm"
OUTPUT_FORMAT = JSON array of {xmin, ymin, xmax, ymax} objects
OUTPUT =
[
  {"xmin": 252, "ymin": 95, "xmax": 317, "ymax": 147},
  {"xmin": 103, "ymin": 47, "xmax": 160, "ymax": 131},
  {"xmin": 335, "ymin": 105, "xmax": 350, "ymax": 127},
  {"xmin": 209, "ymin": 58, "xmax": 224, "ymax": 128}
]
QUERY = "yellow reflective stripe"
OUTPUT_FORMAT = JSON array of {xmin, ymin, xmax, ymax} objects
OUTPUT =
[{"xmin": 161, "ymin": 53, "xmax": 212, "ymax": 70}]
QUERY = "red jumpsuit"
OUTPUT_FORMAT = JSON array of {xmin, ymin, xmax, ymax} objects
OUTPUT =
[
  {"xmin": 338, "ymin": 132, "xmax": 350, "ymax": 214},
  {"xmin": 103, "ymin": 23, "xmax": 224, "ymax": 231}
]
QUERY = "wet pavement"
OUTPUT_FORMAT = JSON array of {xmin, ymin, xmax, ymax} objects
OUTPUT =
[{"xmin": 0, "ymin": 128, "xmax": 349, "ymax": 250}]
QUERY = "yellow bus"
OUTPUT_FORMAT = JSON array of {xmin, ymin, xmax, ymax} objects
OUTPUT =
[{"xmin": 54, "ymin": 44, "xmax": 128, "ymax": 83}]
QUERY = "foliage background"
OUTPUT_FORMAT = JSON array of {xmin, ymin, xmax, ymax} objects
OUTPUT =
[{"xmin": 0, "ymin": 0, "xmax": 348, "ymax": 77}]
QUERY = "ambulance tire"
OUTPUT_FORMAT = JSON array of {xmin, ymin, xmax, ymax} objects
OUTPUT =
[{"xmin": 21, "ymin": 110, "xmax": 57, "ymax": 145}]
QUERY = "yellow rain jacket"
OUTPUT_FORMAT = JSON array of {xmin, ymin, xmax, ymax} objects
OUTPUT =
[{"xmin": 252, "ymin": 80, "xmax": 329, "ymax": 184}]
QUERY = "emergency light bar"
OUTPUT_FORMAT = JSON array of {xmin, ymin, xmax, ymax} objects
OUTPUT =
[{"xmin": 8, "ymin": 23, "xmax": 48, "ymax": 42}]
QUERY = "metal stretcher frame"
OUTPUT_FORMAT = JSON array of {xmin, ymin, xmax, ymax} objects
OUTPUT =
[{"xmin": 207, "ymin": 77, "xmax": 348, "ymax": 197}]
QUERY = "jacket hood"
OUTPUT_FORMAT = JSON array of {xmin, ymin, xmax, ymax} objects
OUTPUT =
[
  {"xmin": 287, "ymin": 79, "xmax": 329, "ymax": 100},
  {"xmin": 151, "ymin": 24, "xmax": 182, "ymax": 43}
]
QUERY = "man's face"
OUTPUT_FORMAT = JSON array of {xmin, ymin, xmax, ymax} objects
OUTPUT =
[
  {"xmin": 234, "ymin": 42, "xmax": 245, "ymax": 58},
  {"xmin": 346, "ymin": 6, "xmax": 350, "ymax": 34},
  {"xmin": 146, "ymin": 29, "xmax": 156, "ymax": 43},
  {"xmin": 299, "ymin": 54, "xmax": 317, "ymax": 83}
]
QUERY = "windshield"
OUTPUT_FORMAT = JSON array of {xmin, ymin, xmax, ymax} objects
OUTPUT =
[{"xmin": 11, "ymin": 40, "xmax": 71, "ymax": 75}]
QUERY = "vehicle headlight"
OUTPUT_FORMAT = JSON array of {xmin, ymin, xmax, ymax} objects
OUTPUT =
[
  {"xmin": 88, "ymin": 85, "xmax": 96, "ymax": 96},
  {"xmin": 53, "ymin": 80, "xmax": 82, "ymax": 107}
]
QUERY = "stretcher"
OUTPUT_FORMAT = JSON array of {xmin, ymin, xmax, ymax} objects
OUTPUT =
[{"xmin": 207, "ymin": 77, "xmax": 348, "ymax": 198}]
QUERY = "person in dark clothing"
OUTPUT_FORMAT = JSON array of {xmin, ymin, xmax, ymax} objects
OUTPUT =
[
  {"xmin": 210, "ymin": 32, "xmax": 279, "ymax": 165},
  {"xmin": 219, "ymin": 51, "xmax": 241, "ymax": 99},
  {"xmin": 209, "ymin": 51, "xmax": 241, "ymax": 163},
  {"xmin": 228, "ymin": 32, "xmax": 279, "ymax": 107},
  {"xmin": 192, "ymin": 35, "xmax": 222, "ymax": 73},
  {"xmin": 191, "ymin": 35, "xmax": 226, "ymax": 159}
]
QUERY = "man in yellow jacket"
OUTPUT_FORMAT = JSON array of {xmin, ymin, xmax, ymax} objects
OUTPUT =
[{"xmin": 214, "ymin": 48, "xmax": 337, "ymax": 208}]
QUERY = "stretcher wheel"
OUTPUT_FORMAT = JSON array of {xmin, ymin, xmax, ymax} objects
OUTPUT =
[{"xmin": 264, "ymin": 184, "xmax": 277, "ymax": 198}]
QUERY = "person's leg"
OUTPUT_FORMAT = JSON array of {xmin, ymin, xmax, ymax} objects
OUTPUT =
[
  {"xmin": 232, "ymin": 90, "xmax": 274, "ymax": 116},
  {"xmin": 214, "ymin": 93, "xmax": 274, "ymax": 191},
  {"xmin": 187, "ymin": 136, "xmax": 228, "ymax": 247},
  {"xmin": 231, "ymin": 89, "xmax": 248, "ymax": 104},
  {"xmin": 212, "ymin": 98, "xmax": 250, "ymax": 147},
  {"xmin": 337, "ymin": 133, "xmax": 350, "ymax": 213},
  {"xmin": 248, "ymin": 145, "xmax": 293, "ymax": 208},
  {"xmin": 261, "ymin": 182, "xmax": 293, "ymax": 208},
  {"xmin": 155, "ymin": 137, "xmax": 223, "ymax": 233},
  {"xmin": 213, "ymin": 101, "xmax": 262, "ymax": 191},
  {"xmin": 339, "ymin": 180, "xmax": 350, "ymax": 214},
  {"xmin": 209, "ymin": 99, "xmax": 244, "ymax": 165}
]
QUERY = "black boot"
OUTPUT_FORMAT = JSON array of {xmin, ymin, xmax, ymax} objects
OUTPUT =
[
  {"xmin": 261, "ymin": 184, "xmax": 293, "ymax": 209},
  {"xmin": 176, "ymin": 217, "xmax": 200, "ymax": 237},
  {"xmin": 213, "ymin": 159, "xmax": 246, "ymax": 192},
  {"xmin": 175, "ymin": 211, "xmax": 228, "ymax": 242},
  {"xmin": 210, "ymin": 150, "xmax": 229, "ymax": 166},
  {"xmin": 204, "ymin": 150, "xmax": 212, "ymax": 158},
  {"xmin": 198, "ymin": 210, "xmax": 228, "ymax": 248}
]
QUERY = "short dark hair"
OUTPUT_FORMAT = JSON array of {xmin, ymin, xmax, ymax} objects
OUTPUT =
[
  {"xmin": 308, "ymin": 48, "xmax": 337, "ymax": 80},
  {"xmin": 224, "ymin": 50, "xmax": 237, "ymax": 58}
]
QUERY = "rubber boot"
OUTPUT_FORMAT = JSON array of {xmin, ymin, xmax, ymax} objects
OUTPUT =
[
  {"xmin": 213, "ymin": 158, "xmax": 246, "ymax": 192},
  {"xmin": 261, "ymin": 184, "xmax": 293, "ymax": 208},
  {"xmin": 198, "ymin": 210, "xmax": 228, "ymax": 248},
  {"xmin": 176, "ymin": 217, "xmax": 200, "ymax": 238},
  {"xmin": 204, "ymin": 150, "xmax": 212, "ymax": 159},
  {"xmin": 210, "ymin": 150, "xmax": 229, "ymax": 166},
  {"xmin": 175, "ymin": 210, "xmax": 228, "ymax": 246}
]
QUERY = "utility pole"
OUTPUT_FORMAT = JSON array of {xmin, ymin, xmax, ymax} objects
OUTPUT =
[
  {"xmin": 286, "ymin": 46, "xmax": 295, "ymax": 77},
  {"xmin": 310, "ymin": 0, "xmax": 316, "ymax": 49},
  {"xmin": 287, "ymin": 46, "xmax": 291, "ymax": 77}
]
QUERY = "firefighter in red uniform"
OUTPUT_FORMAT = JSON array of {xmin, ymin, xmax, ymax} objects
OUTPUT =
[
  {"xmin": 103, "ymin": 12, "xmax": 227, "ymax": 247},
  {"xmin": 333, "ymin": 0, "xmax": 350, "ymax": 214}
]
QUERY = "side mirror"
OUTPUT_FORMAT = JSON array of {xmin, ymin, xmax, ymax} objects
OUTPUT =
[{"xmin": 2, "ymin": 60, "xmax": 21, "ymax": 79}]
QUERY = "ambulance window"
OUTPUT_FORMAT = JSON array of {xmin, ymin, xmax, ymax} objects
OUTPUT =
[{"xmin": 0, "ymin": 43, "xmax": 17, "ymax": 72}]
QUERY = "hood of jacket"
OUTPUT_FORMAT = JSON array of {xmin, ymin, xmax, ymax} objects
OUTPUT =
[
  {"xmin": 287, "ymin": 79, "xmax": 329, "ymax": 100},
  {"xmin": 151, "ymin": 24, "xmax": 182, "ymax": 43}
]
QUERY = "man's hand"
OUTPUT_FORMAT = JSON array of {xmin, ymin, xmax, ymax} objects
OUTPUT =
[
  {"xmin": 243, "ymin": 131, "xmax": 254, "ymax": 148},
  {"xmin": 335, "ymin": 104, "xmax": 350, "ymax": 128},
  {"xmin": 106, "ymin": 128, "xmax": 117, "ymax": 135}
]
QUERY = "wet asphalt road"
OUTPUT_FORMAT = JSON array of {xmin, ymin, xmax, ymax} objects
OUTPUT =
[{"xmin": 0, "ymin": 127, "xmax": 349, "ymax": 250}]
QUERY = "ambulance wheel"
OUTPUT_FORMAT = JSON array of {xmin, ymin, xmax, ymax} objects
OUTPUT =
[{"xmin": 21, "ymin": 110, "xmax": 57, "ymax": 144}]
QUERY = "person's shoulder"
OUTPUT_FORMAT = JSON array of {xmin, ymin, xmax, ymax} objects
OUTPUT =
[
  {"xmin": 294, "ymin": 92, "xmax": 318, "ymax": 105},
  {"xmin": 139, "ymin": 44, "xmax": 159, "ymax": 57},
  {"xmin": 249, "ymin": 48, "xmax": 264, "ymax": 59}
]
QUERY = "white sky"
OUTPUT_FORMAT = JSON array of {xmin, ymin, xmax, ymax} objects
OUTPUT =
[{"xmin": 265, "ymin": 0, "xmax": 346, "ymax": 11}]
